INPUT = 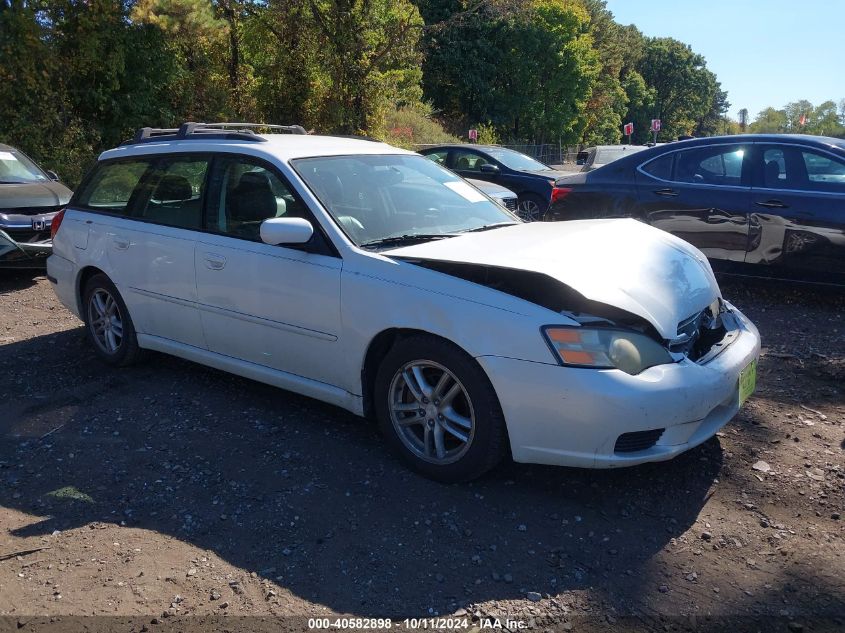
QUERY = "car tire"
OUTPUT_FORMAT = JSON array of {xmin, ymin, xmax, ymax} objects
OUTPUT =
[
  {"xmin": 374, "ymin": 335, "xmax": 508, "ymax": 483},
  {"xmin": 517, "ymin": 193, "xmax": 546, "ymax": 222},
  {"xmin": 82, "ymin": 273, "xmax": 145, "ymax": 367}
]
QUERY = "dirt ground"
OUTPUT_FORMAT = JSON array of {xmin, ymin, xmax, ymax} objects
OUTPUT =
[{"xmin": 1, "ymin": 272, "xmax": 843, "ymax": 632}]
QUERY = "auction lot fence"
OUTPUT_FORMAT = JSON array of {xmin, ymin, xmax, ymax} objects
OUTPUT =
[{"xmin": 415, "ymin": 143, "xmax": 582, "ymax": 167}]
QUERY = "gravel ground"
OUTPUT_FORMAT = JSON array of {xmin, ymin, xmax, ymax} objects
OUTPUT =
[{"xmin": 1, "ymin": 272, "xmax": 843, "ymax": 632}]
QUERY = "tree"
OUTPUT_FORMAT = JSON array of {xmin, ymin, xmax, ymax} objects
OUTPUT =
[
  {"xmin": 635, "ymin": 37, "xmax": 718, "ymax": 140},
  {"xmin": 420, "ymin": 0, "xmax": 598, "ymax": 143},
  {"xmin": 308, "ymin": 0, "xmax": 424, "ymax": 134},
  {"xmin": 749, "ymin": 107, "xmax": 787, "ymax": 133}
]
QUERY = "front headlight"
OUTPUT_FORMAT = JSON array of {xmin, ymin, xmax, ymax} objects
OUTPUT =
[{"xmin": 542, "ymin": 326, "xmax": 673, "ymax": 375}]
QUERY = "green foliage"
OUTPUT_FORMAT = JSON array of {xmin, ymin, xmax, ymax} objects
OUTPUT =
[
  {"xmin": 380, "ymin": 103, "xmax": 459, "ymax": 147},
  {"xmin": 749, "ymin": 100, "xmax": 845, "ymax": 137},
  {"xmin": 421, "ymin": 0, "xmax": 598, "ymax": 144},
  {"xmin": 635, "ymin": 37, "xmax": 720, "ymax": 141},
  {"xmin": 474, "ymin": 122, "xmax": 499, "ymax": 145},
  {"xmin": 2, "ymin": 0, "xmax": 770, "ymax": 190}
]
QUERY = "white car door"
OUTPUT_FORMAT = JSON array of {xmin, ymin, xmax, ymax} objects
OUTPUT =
[
  {"xmin": 79, "ymin": 155, "xmax": 208, "ymax": 348},
  {"xmin": 194, "ymin": 154, "xmax": 344, "ymax": 387}
]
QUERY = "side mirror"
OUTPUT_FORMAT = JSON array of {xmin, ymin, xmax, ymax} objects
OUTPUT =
[
  {"xmin": 46, "ymin": 170, "xmax": 60, "ymax": 181},
  {"xmin": 260, "ymin": 217, "xmax": 314, "ymax": 246},
  {"xmin": 479, "ymin": 163, "xmax": 500, "ymax": 174}
]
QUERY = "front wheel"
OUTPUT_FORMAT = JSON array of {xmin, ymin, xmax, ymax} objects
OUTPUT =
[
  {"xmin": 517, "ymin": 193, "xmax": 546, "ymax": 222},
  {"xmin": 83, "ymin": 273, "xmax": 144, "ymax": 367},
  {"xmin": 374, "ymin": 335, "xmax": 508, "ymax": 482}
]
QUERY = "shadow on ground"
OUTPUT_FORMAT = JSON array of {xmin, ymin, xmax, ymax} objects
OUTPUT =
[{"xmin": 0, "ymin": 328, "xmax": 724, "ymax": 617}]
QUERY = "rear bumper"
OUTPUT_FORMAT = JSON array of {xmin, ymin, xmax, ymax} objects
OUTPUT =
[
  {"xmin": 46, "ymin": 253, "xmax": 81, "ymax": 318},
  {"xmin": 0, "ymin": 229, "xmax": 52, "ymax": 268},
  {"xmin": 478, "ymin": 303, "xmax": 761, "ymax": 468}
]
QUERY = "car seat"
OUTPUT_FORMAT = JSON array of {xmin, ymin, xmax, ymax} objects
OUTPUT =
[
  {"xmin": 228, "ymin": 171, "xmax": 278, "ymax": 239},
  {"xmin": 764, "ymin": 160, "xmax": 782, "ymax": 188}
]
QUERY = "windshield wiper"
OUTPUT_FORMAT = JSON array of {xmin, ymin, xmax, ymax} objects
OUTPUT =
[
  {"xmin": 359, "ymin": 234, "xmax": 458, "ymax": 249},
  {"xmin": 460, "ymin": 222, "xmax": 520, "ymax": 233}
]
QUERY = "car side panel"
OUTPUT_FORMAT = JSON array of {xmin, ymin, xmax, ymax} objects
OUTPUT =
[{"xmin": 745, "ymin": 144, "xmax": 845, "ymax": 285}]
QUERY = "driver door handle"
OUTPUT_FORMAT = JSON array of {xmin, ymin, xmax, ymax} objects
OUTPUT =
[
  {"xmin": 755, "ymin": 199, "xmax": 788, "ymax": 209},
  {"xmin": 654, "ymin": 188, "xmax": 679, "ymax": 197}
]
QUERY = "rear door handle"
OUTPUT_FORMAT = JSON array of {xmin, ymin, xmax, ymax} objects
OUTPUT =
[
  {"xmin": 203, "ymin": 253, "xmax": 226, "ymax": 270},
  {"xmin": 755, "ymin": 199, "xmax": 788, "ymax": 209},
  {"xmin": 112, "ymin": 235, "xmax": 130, "ymax": 250},
  {"xmin": 654, "ymin": 188, "xmax": 679, "ymax": 197}
]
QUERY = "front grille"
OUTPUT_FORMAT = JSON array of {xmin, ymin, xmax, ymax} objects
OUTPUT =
[
  {"xmin": 3, "ymin": 227, "xmax": 51, "ymax": 243},
  {"xmin": 503, "ymin": 198, "xmax": 519, "ymax": 212},
  {"xmin": 614, "ymin": 428, "xmax": 665, "ymax": 453}
]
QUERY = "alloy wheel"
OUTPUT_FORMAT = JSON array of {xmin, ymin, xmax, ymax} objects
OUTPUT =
[
  {"xmin": 518, "ymin": 198, "xmax": 542, "ymax": 222},
  {"xmin": 388, "ymin": 360, "xmax": 476, "ymax": 464},
  {"xmin": 88, "ymin": 288, "xmax": 124, "ymax": 355}
]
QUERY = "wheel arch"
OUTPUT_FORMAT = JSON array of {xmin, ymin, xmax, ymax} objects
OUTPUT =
[
  {"xmin": 361, "ymin": 328, "xmax": 481, "ymax": 420},
  {"xmin": 76, "ymin": 265, "xmax": 109, "ymax": 316}
]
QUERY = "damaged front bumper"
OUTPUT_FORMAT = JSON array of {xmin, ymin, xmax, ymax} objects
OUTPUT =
[
  {"xmin": 477, "ymin": 302, "xmax": 761, "ymax": 468},
  {"xmin": 0, "ymin": 227, "xmax": 52, "ymax": 269}
]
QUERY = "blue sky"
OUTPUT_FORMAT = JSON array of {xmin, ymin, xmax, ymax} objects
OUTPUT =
[{"xmin": 604, "ymin": 0, "xmax": 845, "ymax": 121}]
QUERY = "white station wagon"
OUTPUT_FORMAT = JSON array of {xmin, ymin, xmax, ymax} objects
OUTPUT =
[{"xmin": 47, "ymin": 123, "xmax": 761, "ymax": 482}]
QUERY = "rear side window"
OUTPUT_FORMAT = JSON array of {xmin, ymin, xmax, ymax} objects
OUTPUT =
[
  {"xmin": 674, "ymin": 145, "xmax": 746, "ymax": 186},
  {"xmin": 423, "ymin": 150, "xmax": 448, "ymax": 165},
  {"xmin": 76, "ymin": 160, "xmax": 151, "ymax": 214},
  {"xmin": 135, "ymin": 157, "xmax": 210, "ymax": 229},
  {"xmin": 640, "ymin": 154, "xmax": 673, "ymax": 180}
]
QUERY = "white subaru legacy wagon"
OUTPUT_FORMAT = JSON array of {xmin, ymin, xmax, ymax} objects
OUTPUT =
[{"xmin": 47, "ymin": 123, "xmax": 760, "ymax": 482}]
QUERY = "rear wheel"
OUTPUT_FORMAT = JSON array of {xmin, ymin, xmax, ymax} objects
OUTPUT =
[
  {"xmin": 517, "ymin": 193, "xmax": 546, "ymax": 222},
  {"xmin": 82, "ymin": 273, "xmax": 144, "ymax": 366},
  {"xmin": 374, "ymin": 335, "xmax": 507, "ymax": 482}
]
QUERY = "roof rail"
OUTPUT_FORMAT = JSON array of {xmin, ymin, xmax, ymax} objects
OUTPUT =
[{"xmin": 123, "ymin": 122, "xmax": 307, "ymax": 145}]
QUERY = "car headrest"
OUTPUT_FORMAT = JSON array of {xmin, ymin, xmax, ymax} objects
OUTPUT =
[
  {"xmin": 310, "ymin": 169, "xmax": 344, "ymax": 203},
  {"xmin": 154, "ymin": 175, "xmax": 192, "ymax": 201},
  {"xmin": 229, "ymin": 171, "xmax": 276, "ymax": 222}
]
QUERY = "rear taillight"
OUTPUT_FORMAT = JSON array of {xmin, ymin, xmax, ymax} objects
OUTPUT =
[
  {"xmin": 50, "ymin": 208, "xmax": 66, "ymax": 240},
  {"xmin": 551, "ymin": 187, "xmax": 572, "ymax": 203}
]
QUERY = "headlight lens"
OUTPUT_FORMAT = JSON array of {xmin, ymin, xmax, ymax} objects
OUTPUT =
[{"xmin": 543, "ymin": 326, "xmax": 673, "ymax": 375}]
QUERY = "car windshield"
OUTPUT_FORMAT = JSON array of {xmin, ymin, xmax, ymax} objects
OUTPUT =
[
  {"xmin": 484, "ymin": 148, "xmax": 552, "ymax": 172},
  {"xmin": 293, "ymin": 154, "xmax": 519, "ymax": 248},
  {"xmin": 0, "ymin": 149, "xmax": 48, "ymax": 183}
]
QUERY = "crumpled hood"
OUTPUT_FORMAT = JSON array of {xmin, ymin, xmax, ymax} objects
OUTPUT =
[
  {"xmin": 388, "ymin": 219, "xmax": 720, "ymax": 340},
  {"xmin": 0, "ymin": 181, "xmax": 72, "ymax": 208}
]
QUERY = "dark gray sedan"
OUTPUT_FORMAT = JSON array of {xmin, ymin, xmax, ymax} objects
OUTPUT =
[{"xmin": 0, "ymin": 144, "xmax": 72, "ymax": 269}]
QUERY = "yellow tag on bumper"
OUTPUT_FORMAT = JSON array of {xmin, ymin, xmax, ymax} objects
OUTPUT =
[{"xmin": 739, "ymin": 358, "xmax": 757, "ymax": 405}]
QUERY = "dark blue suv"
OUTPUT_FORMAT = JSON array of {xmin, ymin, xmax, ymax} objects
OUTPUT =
[{"xmin": 419, "ymin": 144, "xmax": 571, "ymax": 221}]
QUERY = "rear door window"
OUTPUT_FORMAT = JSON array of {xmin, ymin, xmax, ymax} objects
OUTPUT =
[
  {"xmin": 75, "ymin": 160, "xmax": 152, "ymax": 215},
  {"xmin": 422, "ymin": 150, "xmax": 449, "ymax": 166},
  {"xmin": 674, "ymin": 146, "xmax": 747, "ymax": 186},
  {"xmin": 135, "ymin": 156, "xmax": 210, "ymax": 229},
  {"xmin": 452, "ymin": 150, "xmax": 489, "ymax": 173},
  {"xmin": 757, "ymin": 145, "xmax": 845, "ymax": 194}
]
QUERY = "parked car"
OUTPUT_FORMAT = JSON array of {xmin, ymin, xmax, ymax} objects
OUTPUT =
[
  {"xmin": 546, "ymin": 134, "xmax": 845, "ymax": 286},
  {"xmin": 578, "ymin": 144, "xmax": 648, "ymax": 172},
  {"xmin": 465, "ymin": 178, "xmax": 520, "ymax": 216},
  {"xmin": 0, "ymin": 143, "xmax": 72, "ymax": 269},
  {"xmin": 48, "ymin": 122, "xmax": 760, "ymax": 482},
  {"xmin": 419, "ymin": 144, "xmax": 570, "ymax": 221}
]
